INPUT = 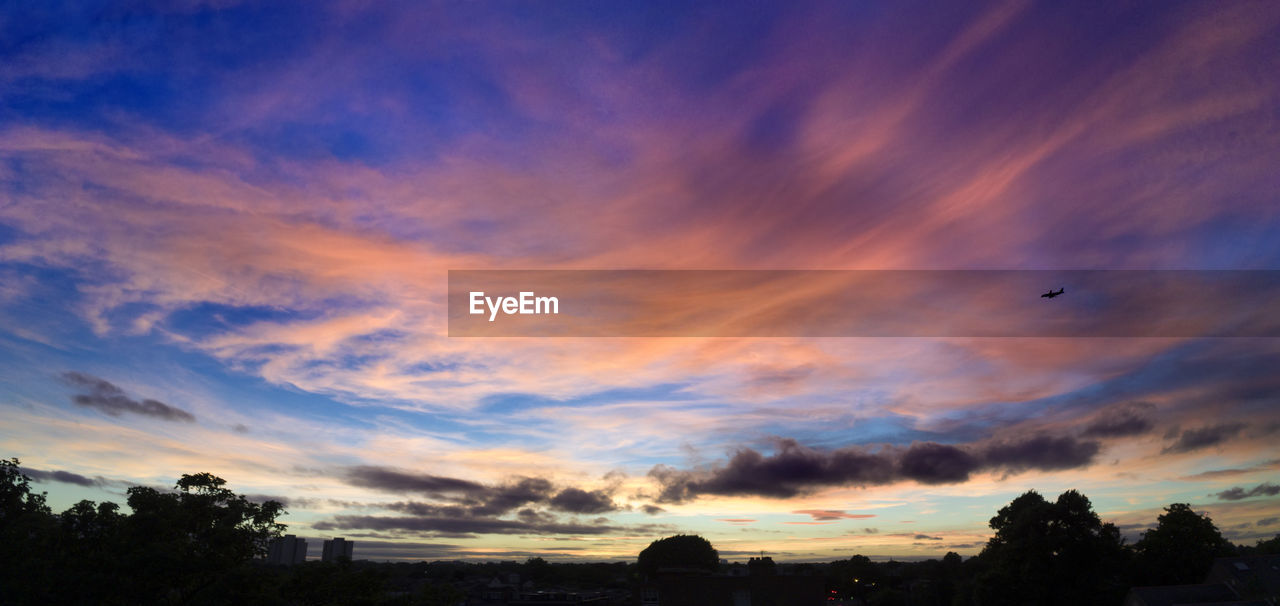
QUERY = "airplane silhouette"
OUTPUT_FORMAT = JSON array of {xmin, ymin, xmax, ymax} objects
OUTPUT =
[{"xmin": 1041, "ymin": 288, "xmax": 1065, "ymax": 299}]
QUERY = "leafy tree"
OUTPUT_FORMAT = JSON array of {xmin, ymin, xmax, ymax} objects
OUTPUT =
[
  {"xmin": 118, "ymin": 472, "xmax": 286, "ymax": 603},
  {"xmin": 54, "ymin": 499, "xmax": 127, "ymax": 603},
  {"xmin": 0, "ymin": 457, "xmax": 51, "ymax": 520},
  {"xmin": 0, "ymin": 458, "xmax": 58, "ymax": 604},
  {"xmin": 1134, "ymin": 503, "xmax": 1233, "ymax": 585},
  {"xmin": 972, "ymin": 490, "xmax": 1127, "ymax": 606},
  {"xmin": 1252, "ymin": 533, "xmax": 1280, "ymax": 555},
  {"xmin": 524, "ymin": 555, "xmax": 551, "ymax": 583},
  {"xmin": 828, "ymin": 554, "xmax": 884, "ymax": 599},
  {"xmin": 637, "ymin": 534, "xmax": 719, "ymax": 579}
]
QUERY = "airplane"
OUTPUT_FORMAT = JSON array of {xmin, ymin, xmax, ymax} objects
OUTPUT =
[{"xmin": 1041, "ymin": 288, "xmax": 1065, "ymax": 299}]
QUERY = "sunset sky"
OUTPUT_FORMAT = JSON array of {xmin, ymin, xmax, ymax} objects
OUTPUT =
[{"xmin": 2, "ymin": 1, "xmax": 1279, "ymax": 562}]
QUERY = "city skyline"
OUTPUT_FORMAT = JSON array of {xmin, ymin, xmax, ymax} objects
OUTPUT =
[{"xmin": 2, "ymin": 1, "xmax": 1279, "ymax": 561}]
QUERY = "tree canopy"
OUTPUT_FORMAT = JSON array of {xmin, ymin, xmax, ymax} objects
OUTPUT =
[
  {"xmin": 1135, "ymin": 503, "xmax": 1234, "ymax": 585},
  {"xmin": 972, "ymin": 489, "xmax": 1128, "ymax": 606},
  {"xmin": 637, "ymin": 534, "xmax": 719, "ymax": 578},
  {"xmin": 0, "ymin": 458, "xmax": 288, "ymax": 605}
]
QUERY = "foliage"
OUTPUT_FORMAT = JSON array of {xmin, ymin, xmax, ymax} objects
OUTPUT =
[
  {"xmin": 1248, "ymin": 533, "xmax": 1280, "ymax": 555},
  {"xmin": 637, "ymin": 534, "xmax": 719, "ymax": 578},
  {"xmin": 0, "ymin": 459, "xmax": 288, "ymax": 605},
  {"xmin": 0, "ymin": 458, "xmax": 58, "ymax": 604},
  {"xmin": 524, "ymin": 555, "xmax": 551, "ymax": 582},
  {"xmin": 1134, "ymin": 503, "xmax": 1234, "ymax": 584},
  {"xmin": 972, "ymin": 489, "xmax": 1128, "ymax": 606}
]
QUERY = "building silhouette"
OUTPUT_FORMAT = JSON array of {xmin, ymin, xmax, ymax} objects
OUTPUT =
[
  {"xmin": 267, "ymin": 534, "xmax": 307, "ymax": 565},
  {"xmin": 1124, "ymin": 554, "xmax": 1280, "ymax": 606},
  {"xmin": 322, "ymin": 537, "xmax": 354, "ymax": 562}
]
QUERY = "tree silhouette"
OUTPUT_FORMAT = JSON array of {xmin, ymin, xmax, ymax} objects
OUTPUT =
[
  {"xmin": 524, "ymin": 555, "xmax": 551, "ymax": 583},
  {"xmin": 0, "ymin": 459, "xmax": 57, "ymax": 604},
  {"xmin": 637, "ymin": 534, "xmax": 719, "ymax": 579},
  {"xmin": 0, "ymin": 460, "xmax": 288, "ymax": 605},
  {"xmin": 120, "ymin": 472, "xmax": 287, "ymax": 603},
  {"xmin": 1135, "ymin": 503, "xmax": 1233, "ymax": 585},
  {"xmin": 973, "ymin": 489, "xmax": 1127, "ymax": 606},
  {"xmin": 1251, "ymin": 533, "xmax": 1280, "ymax": 555}
]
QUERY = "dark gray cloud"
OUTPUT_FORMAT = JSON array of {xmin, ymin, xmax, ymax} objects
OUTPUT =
[
  {"xmin": 329, "ymin": 467, "xmax": 635, "ymax": 537},
  {"xmin": 914, "ymin": 534, "xmax": 943, "ymax": 541},
  {"xmin": 1163, "ymin": 423, "xmax": 1246, "ymax": 454},
  {"xmin": 61, "ymin": 371, "xmax": 195, "ymax": 422},
  {"xmin": 648, "ymin": 434, "xmax": 1101, "ymax": 503},
  {"xmin": 641, "ymin": 504, "xmax": 666, "ymax": 515},
  {"xmin": 1182, "ymin": 459, "xmax": 1280, "ymax": 480},
  {"xmin": 20, "ymin": 466, "xmax": 104, "ymax": 487},
  {"xmin": 548, "ymin": 488, "xmax": 617, "ymax": 514},
  {"xmin": 649, "ymin": 438, "xmax": 900, "ymax": 502},
  {"xmin": 516, "ymin": 508, "xmax": 557, "ymax": 525},
  {"xmin": 352, "ymin": 471, "xmax": 555, "ymax": 517},
  {"xmin": 900, "ymin": 443, "xmax": 977, "ymax": 484},
  {"xmin": 981, "ymin": 435, "xmax": 1099, "ymax": 472},
  {"xmin": 316, "ymin": 538, "xmax": 633, "ymax": 562},
  {"xmin": 792, "ymin": 509, "xmax": 876, "ymax": 521},
  {"xmin": 1258, "ymin": 517, "xmax": 1279, "ymax": 527},
  {"xmin": 1082, "ymin": 404, "xmax": 1155, "ymax": 438},
  {"xmin": 471, "ymin": 477, "xmax": 555, "ymax": 516},
  {"xmin": 384, "ymin": 501, "xmax": 472, "ymax": 518},
  {"xmin": 243, "ymin": 494, "xmax": 324, "ymax": 509},
  {"xmin": 344, "ymin": 466, "xmax": 488, "ymax": 496},
  {"xmin": 1213, "ymin": 483, "xmax": 1280, "ymax": 501},
  {"xmin": 312, "ymin": 514, "xmax": 625, "ymax": 537}
]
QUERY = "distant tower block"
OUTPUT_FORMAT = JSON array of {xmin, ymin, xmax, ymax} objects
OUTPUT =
[
  {"xmin": 267, "ymin": 534, "xmax": 307, "ymax": 565},
  {"xmin": 322, "ymin": 537, "xmax": 354, "ymax": 562}
]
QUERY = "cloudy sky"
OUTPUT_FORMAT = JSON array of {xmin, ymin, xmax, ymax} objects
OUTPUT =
[{"xmin": 2, "ymin": 1, "xmax": 1279, "ymax": 561}]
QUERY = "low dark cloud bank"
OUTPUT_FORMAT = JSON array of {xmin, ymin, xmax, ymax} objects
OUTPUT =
[
  {"xmin": 320, "ymin": 466, "xmax": 632, "ymax": 537},
  {"xmin": 1214, "ymin": 483, "xmax": 1280, "ymax": 501},
  {"xmin": 61, "ymin": 371, "xmax": 195, "ymax": 422},
  {"xmin": 648, "ymin": 435, "xmax": 1101, "ymax": 503},
  {"xmin": 312, "ymin": 514, "xmax": 622, "ymax": 537},
  {"xmin": 1182, "ymin": 459, "xmax": 1280, "ymax": 480},
  {"xmin": 1162, "ymin": 423, "xmax": 1245, "ymax": 454},
  {"xmin": 549, "ymin": 487, "xmax": 617, "ymax": 514},
  {"xmin": 342, "ymin": 467, "xmax": 620, "ymax": 515},
  {"xmin": 20, "ymin": 466, "xmax": 105, "ymax": 487},
  {"xmin": 344, "ymin": 466, "xmax": 488, "ymax": 496}
]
